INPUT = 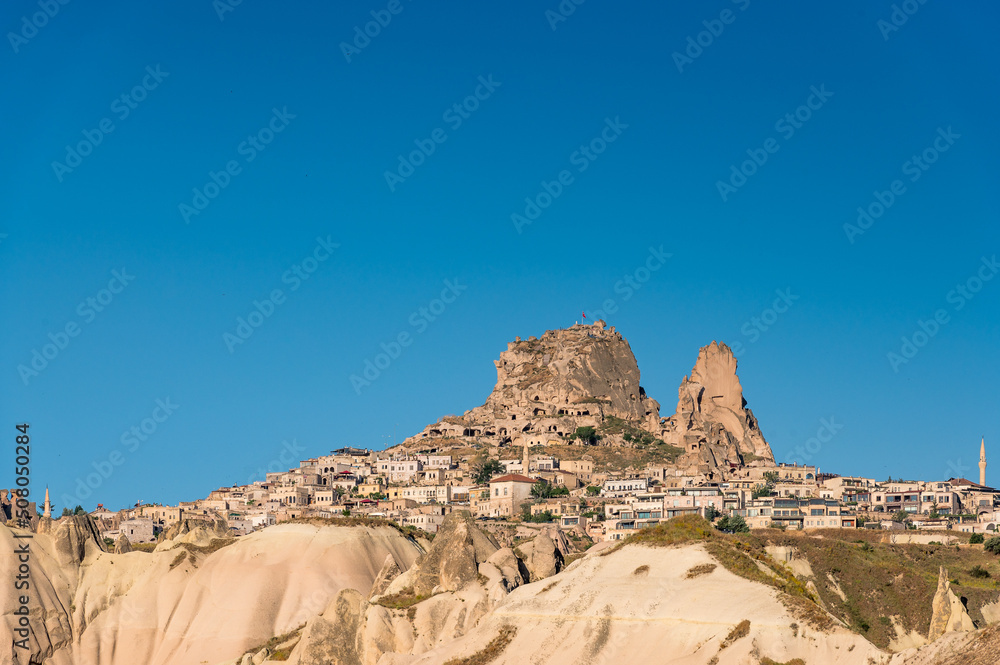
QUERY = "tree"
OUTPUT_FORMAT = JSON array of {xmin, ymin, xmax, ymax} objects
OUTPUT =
[
  {"xmin": 61, "ymin": 507, "xmax": 72, "ymax": 517},
  {"xmin": 704, "ymin": 505, "xmax": 720, "ymax": 521},
  {"xmin": 715, "ymin": 515, "xmax": 749, "ymax": 534},
  {"xmin": 752, "ymin": 471, "xmax": 778, "ymax": 498},
  {"xmin": 531, "ymin": 481, "xmax": 551, "ymax": 499},
  {"xmin": 521, "ymin": 506, "xmax": 555, "ymax": 523},
  {"xmin": 472, "ymin": 458, "xmax": 505, "ymax": 485},
  {"xmin": 531, "ymin": 481, "xmax": 567, "ymax": 499},
  {"xmin": 342, "ymin": 508, "xmax": 351, "ymax": 517},
  {"xmin": 573, "ymin": 426, "xmax": 598, "ymax": 445},
  {"xmin": 970, "ymin": 533, "xmax": 985, "ymax": 544},
  {"xmin": 984, "ymin": 536, "xmax": 1000, "ymax": 555},
  {"xmin": 585, "ymin": 485, "xmax": 601, "ymax": 496},
  {"xmin": 892, "ymin": 510, "xmax": 910, "ymax": 523}
]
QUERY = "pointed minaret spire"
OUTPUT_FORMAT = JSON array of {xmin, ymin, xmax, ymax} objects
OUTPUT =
[
  {"xmin": 43, "ymin": 486, "xmax": 51, "ymax": 519},
  {"xmin": 980, "ymin": 437, "xmax": 987, "ymax": 487}
]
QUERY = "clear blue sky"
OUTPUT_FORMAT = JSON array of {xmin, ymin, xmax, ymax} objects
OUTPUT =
[{"xmin": 2, "ymin": 2, "xmax": 998, "ymax": 512}]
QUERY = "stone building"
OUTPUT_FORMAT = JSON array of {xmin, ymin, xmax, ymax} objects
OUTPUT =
[
  {"xmin": 487, "ymin": 474, "xmax": 536, "ymax": 518},
  {"xmin": 121, "ymin": 518, "xmax": 155, "ymax": 544}
]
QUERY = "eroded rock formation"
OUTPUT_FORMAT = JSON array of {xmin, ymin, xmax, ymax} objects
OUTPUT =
[
  {"xmin": 928, "ymin": 566, "xmax": 975, "ymax": 641},
  {"xmin": 399, "ymin": 324, "xmax": 774, "ymax": 475},
  {"xmin": 659, "ymin": 341, "xmax": 775, "ymax": 467},
  {"xmin": 406, "ymin": 321, "xmax": 661, "ymax": 450}
]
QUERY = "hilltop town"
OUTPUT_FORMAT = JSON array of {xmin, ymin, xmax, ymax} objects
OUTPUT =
[
  {"xmin": 29, "ymin": 321, "xmax": 995, "ymax": 549},
  {"xmin": 6, "ymin": 321, "xmax": 1000, "ymax": 665}
]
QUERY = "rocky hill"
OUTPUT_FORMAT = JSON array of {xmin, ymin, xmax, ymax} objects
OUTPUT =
[
  {"xmin": 660, "ymin": 341, "xmax": 775, "ymax": 469},
  {"xmin": 9, "ymin": 514, "xmax": 998, "ymax": 664},
  {"xmin": 398, "ymin": 322, "xmax": 774, "ymax": 474}
]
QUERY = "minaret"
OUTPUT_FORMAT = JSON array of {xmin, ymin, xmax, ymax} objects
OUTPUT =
[
  {"xmin": 43, "ymin": 486, "xmax": 51, "ymax": 519},
  {"xmin": 980, "ymin": 437, "xmax": 987, "ymax": 487}
]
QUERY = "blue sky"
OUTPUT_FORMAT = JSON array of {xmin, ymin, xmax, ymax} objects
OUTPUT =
[{"xmin": 2, "ymin": 1, "xmax": 998, "ymax": 512}]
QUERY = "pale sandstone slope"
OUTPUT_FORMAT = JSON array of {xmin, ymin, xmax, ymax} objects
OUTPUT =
[
  {"xmin": 396, "ymin": 543, "xmax": 887, "ymax": 665},
  {"xmin": 1, "ymin": 522, "xmax": 421, "ymax": 665}
]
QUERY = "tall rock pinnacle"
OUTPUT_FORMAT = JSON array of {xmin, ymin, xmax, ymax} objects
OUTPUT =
[
  {"xmin": 660, "ymin": 341, "xmax": 774, "ymax": 467},
  {"xmin": 399, "ymin": 327, "xmax": 774, "ymax": 475}
]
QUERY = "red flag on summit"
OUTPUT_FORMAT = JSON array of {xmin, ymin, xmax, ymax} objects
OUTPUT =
[{"xmin": 581, "ymin": 311, "xmax": 586, "ymax": 319}]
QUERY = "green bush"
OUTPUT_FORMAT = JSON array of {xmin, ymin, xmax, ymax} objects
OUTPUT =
[
  {"xmin": 969, "ymin": 533, "xmax": 985, "ymax": 544},
  {"xmin": 984, "ymin": 536, "xmax": 1000, "ymax": 555},
  {"xmin": 472, "ymin": 458, "xmax": 505, "ymax": 484},
  {"xmin": 969, "ymin": 565, "xmax": 991, "ymax": 579},
  {"xmin": 715, "ymin": 515, "xmax": 749, "ymax": 534}
]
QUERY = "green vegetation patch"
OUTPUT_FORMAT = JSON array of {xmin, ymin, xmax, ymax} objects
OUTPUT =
[{"xmin": 744, "ymin": 528, "xmax": 1000, "ymax": 648}]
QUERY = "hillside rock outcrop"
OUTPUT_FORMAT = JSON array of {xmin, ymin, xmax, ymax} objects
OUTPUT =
[
  {"xmin": 114, "ymin": 533, "xmax": 133, "ymax": 554},
  {"xmin": 405, "ymin": 321, "xmax": 661, "ymax": 449},
  {"xmin": 928, "ymin": 566, "xmax": 975, "ymax": 641},
  {"xmin": 401, "ymin": 542, "xmax": 884, "ymax": 665},
  {"xmin": 659, "ymin": 341, "xmax": 775, "ymax": 468},
  {"xmin": 516, "ymin": 529, "xmax": 565, "ymax": 582},
  {"xmin": 158, "ymin": 513, "xmax": 229, "ymax": 546},
  {"xmin": 52, "ymin": 514, "xmax": 106, "ymax": 565},
  {"xmin": 1, "ymin": 522, "xmax": 421, "ymax": 665},
  {"xmin": 381, "ymin": 511, "xmax": 500, "ymax": 597},
  {"xmin": 398, "ymin": 326, "xmax": 774, "ymax": 476}
]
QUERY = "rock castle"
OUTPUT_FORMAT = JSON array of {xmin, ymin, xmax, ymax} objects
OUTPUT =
[{"xmin": 400, "ymin": 320, "xmax": 775, "ymax": 476}]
